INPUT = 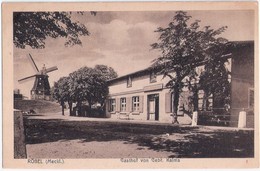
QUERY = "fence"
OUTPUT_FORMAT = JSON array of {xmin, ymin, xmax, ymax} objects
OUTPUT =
[{"xmin": 192, "ymin": 107, "xmax": 253, "ymax": 128}]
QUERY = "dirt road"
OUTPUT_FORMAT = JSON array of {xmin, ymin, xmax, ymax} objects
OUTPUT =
[{"xmin": 24, "ymin": 111, "xmax": 254, "ymax": 158}]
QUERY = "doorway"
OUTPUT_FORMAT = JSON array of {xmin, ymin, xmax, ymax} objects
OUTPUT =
[{"xmin": 147, "ymin": 94, "xmax": 159, "ymax": 121}]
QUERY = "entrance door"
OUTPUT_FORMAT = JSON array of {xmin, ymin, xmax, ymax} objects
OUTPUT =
[{"xmin": 147, "ymin": 94, "xmax": 159, "ymax": 121}]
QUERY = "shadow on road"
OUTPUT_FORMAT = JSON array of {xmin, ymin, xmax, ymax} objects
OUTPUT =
[{"xmin": 24, "ymin": 118, "xmax": 254, "ymax": 158}]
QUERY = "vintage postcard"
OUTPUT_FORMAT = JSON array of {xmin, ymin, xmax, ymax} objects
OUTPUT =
[{"xmin": 2, "ymin": 2, "xmax": 259, "ymax": 169}]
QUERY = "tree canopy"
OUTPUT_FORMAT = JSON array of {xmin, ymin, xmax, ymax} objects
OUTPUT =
[
  {"xmin": 94, "ymin": 64, "xmax": 118, "ymax": 81},
  {"xmin": 13, "ymin": 12, "xmax": 91, "ymax": 49},
  {"xmin": 151, "ymin": 11, "xmax": 230, "ymax": 123},
  {"xmin": 52, "ymin": 65, "xmax": 117, "ymax": 116},
  {"xmin": 52, "ymin": 76, "xmax": 70, "ymax": 115}
]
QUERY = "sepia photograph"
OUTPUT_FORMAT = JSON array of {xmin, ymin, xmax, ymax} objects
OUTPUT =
[{"xmin": 2, "ymin": 2, "xmax": 259, "ymax": 169}]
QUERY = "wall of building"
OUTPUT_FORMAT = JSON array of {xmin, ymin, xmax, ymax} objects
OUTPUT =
[
  {"xmin": 109, "ymin": 74, "xmax": 171, "ymax": 95},
  {"xmin": 107, "ymin": 72, "xmax": 191, "ymax": 124},
  {"xmin": 230, "ymin": 80, "xmax": 254, "ymax": 127},
  {"xmin": 230, "ymin": 42, "xmax": 254, "ymax": 128}
]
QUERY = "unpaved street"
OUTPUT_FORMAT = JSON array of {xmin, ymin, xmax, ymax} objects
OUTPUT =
[{"xmin": 24, "ymin": 112, "xmax": 254, "ymax": 158}]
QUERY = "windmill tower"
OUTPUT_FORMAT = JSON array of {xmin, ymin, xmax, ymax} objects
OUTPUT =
[{"xmin": 18, "ymin": 54, "xmax": 58, "ymax": 100}]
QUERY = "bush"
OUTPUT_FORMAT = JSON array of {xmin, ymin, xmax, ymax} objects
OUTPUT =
[{"xmin": 72, "ymin": 105, "xmax": 105, "ymax": 118}]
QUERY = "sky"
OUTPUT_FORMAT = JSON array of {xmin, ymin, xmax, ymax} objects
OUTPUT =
[{"xmin": 13, "ymin": 10, "xmax": 255, "ymax": 98}]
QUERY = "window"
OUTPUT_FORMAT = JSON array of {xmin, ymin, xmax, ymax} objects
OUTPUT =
[
  {"xmin": 127, "ymin": 76, "xmax": 132, "ymax": 87},
  {"xmin": 132, "ymin": 96, "xmax": 140, "ymax": 112},
  {"xmin": 198, "ymin": 90, "xmax": 213, "ymax": 111},
  {"xmin": 120, "ymin": 98, "xmax": 126, "ymax": 112},
  {"xmin": 249, "ymin": 88, "xmax": 254, "ymax": 108},
  {"xmin": 109, "ymin": 99, "xmax": 116, "ymax": 112},
  {"xmin": 150, "ymin": 72, "xmax": 157, "ymax": 83}
]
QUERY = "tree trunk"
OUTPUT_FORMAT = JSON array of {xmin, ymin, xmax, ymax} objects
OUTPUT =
[
  {"xmin": 193, "ymin": 88, "xmax": 199, "ymax": 112},
  {"xmin": 88, "ymin": 99, "xmax": 92, "ymax": 117},
  {"xmin": 61, "ymin": 100, "xmax": 65, "ymax": 116},
  {"xmin": 102, "ymin": 100, "xmax": 106, "ymax": 116},
  {"xmin": 172, "ymin": 84, "xmax": 180, "ymax": 124},
  {"xmin": 213, "ymin": 92, "xmax": 223, "ymax": 115},
  {"xmin": 77, "ymin": 101, "xmax": 82, "ymax": 116},
  {"xmin": 68, "ymin": 101, "xmax": 73, "ymax": 116},
  {"xmin": 100, "ymin": 99, "xmax": 106, "ymax": 116},
  {"xmin": 202, "ymin": 91, "xmax": 209, "ymax": 111}
]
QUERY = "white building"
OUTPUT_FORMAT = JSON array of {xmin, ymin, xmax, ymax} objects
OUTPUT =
[{"xmin": 106, "ymin": 68, "xmax": 192, "ymax": 124}]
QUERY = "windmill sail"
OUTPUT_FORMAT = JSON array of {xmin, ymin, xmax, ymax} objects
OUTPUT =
[
  {"xmin": 18, "ymin": 54, "xmax": 58, "ymax": 100},
  {"xmin": 18, "ymin": 74, "xmax": 37, "ymax": 82},
  {"xmin": 28, "ymin": 54, "xmax": 39, "ymax": 72},
  {"xmin": 46, "ymin": 66, "xmax": 58, "ymax": 73}
]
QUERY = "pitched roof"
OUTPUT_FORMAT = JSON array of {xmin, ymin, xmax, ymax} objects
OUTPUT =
[{"xmin": 108, "ymin": 40, "xmax": 254, "ymax": 84}]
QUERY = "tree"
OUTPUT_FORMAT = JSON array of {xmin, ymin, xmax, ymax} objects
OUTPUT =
[
  {"xmin": 67, "ymin": 65, "xmax": 117, "ymax": 116},
  {"xmin": 199, "ymin": 59, "xmax": 231, "ymax": 111},
  {"xmin": 151, "ymin": 11, "xmax": 230, "ymax": 124},
  {"xmin": 68, "ymin": 67, "xmax": 92, "ymax": 116},
  {"xmin": 94, "ymin": 64, "xmax": 118, "ymax": 81},
  {"xmin": 94, "ymin": 65, "xmax": 118, "ymax": 110},
  {"xmin": 13, "ymin": 12, "xmax": 92, "ymax": 49},
  {"xmin": 53, "ymin": 76, "xmax": 70, "ymax": 116}
]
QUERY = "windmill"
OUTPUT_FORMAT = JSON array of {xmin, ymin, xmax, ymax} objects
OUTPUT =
[{"xmin": 18, "ymin": 54, "xmax": 58, "ymax": 100}]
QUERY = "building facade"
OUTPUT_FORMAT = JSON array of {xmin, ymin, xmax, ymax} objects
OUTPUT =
[
  {"xmin": 229, "ymin": 41, "xmax": 254, "ymax": 128},
  {"xmin": 107, "ymin": 69, "xmax": 193, "ymax": 124},
  {"xmin": 106, "ymin": 41, "xmax": 254, "ymax": 128}
]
